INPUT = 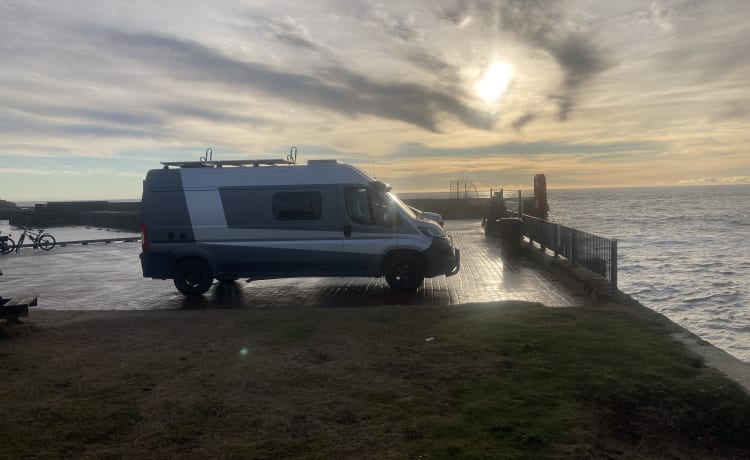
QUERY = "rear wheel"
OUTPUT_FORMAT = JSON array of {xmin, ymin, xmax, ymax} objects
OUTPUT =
[
  {"xmin": 385, "ymin": 253, "xmax": 425, "ymax": 292},
  {"xmin": 1, "ymin": 237, "xmax": 15, "ymax": 254},
  {"xmin": 174, "ymin": 257, "xmax": 213, "ymax": 296},
  {"xmin": 38, "ymin": 234, "xmax": 56, "ymax": 251}
]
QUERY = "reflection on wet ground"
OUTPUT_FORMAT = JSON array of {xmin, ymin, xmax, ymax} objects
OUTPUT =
[{"xmin": 0, "ymin": 221, "xmax": 579, "ymax": 310}]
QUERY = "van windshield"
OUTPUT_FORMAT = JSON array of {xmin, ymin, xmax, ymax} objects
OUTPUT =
[{"xmin": 386, "ymin": 192, "xmax": 417, "ymax": 219}]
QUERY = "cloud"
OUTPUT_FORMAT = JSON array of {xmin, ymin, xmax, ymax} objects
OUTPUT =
[
  {"xmin": 496, "ymin": 0, "xmax": 609, "ymax": 120},
  {"xmin": 155, "ymin": 102, "xmax": 269, "ymax": 126},
  {"xmin": 439, "ymin": 0, "xmax": 610, "ymax": 121},
  {"xmin": 81, "ymin": 27, "xmax": 493, "ymax": 132},
  {"xmin": 389, "ymin": 139, "xmax": 663, "ymax": 159},
  {"xmin": 266, "ymin": 15, "xmax": 330, "ymax": 53},
  {"xmin": 436, "ymin": 0, "xmax": 471, "ymax": 25},
  {"xmin": 0, "ymin": 107, "xmax": 156, "ymax": 140},
  {"xmin": 651, "ymin": 4, "xmax": 750, "ymax": 85},
  {"xmin": 0, "ymin": 166, "xmax": 143, "ymax": 179},
  {"xmin": 511, "ymin": 113, "xmax": 535, "ymax": 131},
  {"xmin": 678, "ymin": 176, "xmax": 750, "ymax": 185},
  {"xmin": 361, "ymin": 2, "xmax": 424, "ymax": 42},
  {"xmin": 405, "ymin": 51, "xmax": 462, "ymax": 84}
]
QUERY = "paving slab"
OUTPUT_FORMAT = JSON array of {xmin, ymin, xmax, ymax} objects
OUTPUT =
[{"xmin": 0, "ymin": 221, "xmax": 580, "ymax": 310}]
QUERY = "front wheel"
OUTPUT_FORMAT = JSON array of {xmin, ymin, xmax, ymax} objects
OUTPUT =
[
  {"xmin": 173, "ymin": 257, "xmax": 213, "ymax": 296},
  {"xmin": 1, "ymin": 237, "xmax": 15, "ymax": 254},
  {"xmin": 38, "ymin": 234, "xmax": 56, "ymax": 251},
  {"xmin": 385, "ymin": 253, "xmax": 425, "ymax": 292}
]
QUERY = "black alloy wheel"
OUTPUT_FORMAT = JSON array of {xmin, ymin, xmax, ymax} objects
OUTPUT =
[
  {"xmin": 385, "ymin": 254, "xmax": 425, "ymax": 292},
  {"xmin": 174, "ymin": 257, "xmax": 214, "ymax": 296}
]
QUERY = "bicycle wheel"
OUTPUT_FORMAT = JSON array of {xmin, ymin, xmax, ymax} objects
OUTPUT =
[
  {"xmin": 38, "ymin": 234, "xmax": 56, "ymax": 251},
  {"xmin": 1, "ymin": 237, "xmax": 15, "ymax": 254}
]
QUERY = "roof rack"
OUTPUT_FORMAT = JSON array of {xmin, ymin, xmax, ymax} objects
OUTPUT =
[
  {"xmin": 161, "ymin": 159, "xmax": 294, "ymax": 169},
  {"xmin": 161, "ymin": 146, "xmax": 299, "ymax": 169}
]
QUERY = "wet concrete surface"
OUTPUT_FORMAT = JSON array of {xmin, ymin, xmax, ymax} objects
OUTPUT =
[{"xmin": 0, "ymin": 221, "xmax": 580, "ymax": 310}]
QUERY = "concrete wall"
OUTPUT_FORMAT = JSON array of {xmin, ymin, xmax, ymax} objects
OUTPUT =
[
  {"xmin": 403, "ymin": 198, "xmax": 489, "ymax": 220},
  {"xmin": 8, "ymin": 201, "xmax": 141, "ymax": 232}
]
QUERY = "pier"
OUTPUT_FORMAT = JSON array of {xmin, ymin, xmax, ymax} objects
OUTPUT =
[{"xmin": 0, "ymin": 221, "xmax": 577, "ymax": 310}]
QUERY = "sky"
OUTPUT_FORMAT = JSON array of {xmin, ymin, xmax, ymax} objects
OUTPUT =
[{"xmin": 1, "ymin": 0, "xmax": 749, "ymax": 201}]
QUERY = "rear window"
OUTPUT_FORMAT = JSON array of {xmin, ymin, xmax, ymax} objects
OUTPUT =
[{"xmin": 272, "ymin": 191, "xmax": 322, "ymax": 220}]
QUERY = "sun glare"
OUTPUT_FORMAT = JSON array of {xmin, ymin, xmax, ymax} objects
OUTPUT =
[{"xmin": 476, "ymin": 61, "xmax": 513, "ymax": 103}]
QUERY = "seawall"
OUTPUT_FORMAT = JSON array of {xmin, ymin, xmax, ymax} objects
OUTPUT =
[
  {"xmin": 7, "ymin": 202, "xmax": 141, "ymax": 232},
  {"xmin": 519, "ymin": 238, "xmax": 750, "ymax": 393},
  {"xmin": 403, "ymin": 198, "xmax": 489, "ymax": 219}
]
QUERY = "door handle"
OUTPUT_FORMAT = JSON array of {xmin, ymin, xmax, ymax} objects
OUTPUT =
[{"xmin": 343, "ymin": 224, "xmax": 352, "ymax": 237}]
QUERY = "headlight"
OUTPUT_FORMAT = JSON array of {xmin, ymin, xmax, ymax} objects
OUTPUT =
[{"xmin": 419, "ymin": 224, "xmax": 446, "ymax": 238}]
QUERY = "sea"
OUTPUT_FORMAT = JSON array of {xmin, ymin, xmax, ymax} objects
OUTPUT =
[{"xmin": 410, "ymin": 185, "xmax": 750, "ymax": 362}]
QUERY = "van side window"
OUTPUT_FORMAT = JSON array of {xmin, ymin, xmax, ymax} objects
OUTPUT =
[
  {"xmin": 344, "ymin": 187, "xmax": 373, "ymax": 224},
  {"xmin": 345, "ymin": 187, "xmax": 390, "ymax": 225},
  {"xmin": 273, "ymin": 191, "xmax": 322, "ymax": 220}
]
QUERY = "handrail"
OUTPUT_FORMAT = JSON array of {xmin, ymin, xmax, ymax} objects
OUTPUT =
[{"xmin": 521, "ymin": 214, "xmax": 618, "ymax": 292}]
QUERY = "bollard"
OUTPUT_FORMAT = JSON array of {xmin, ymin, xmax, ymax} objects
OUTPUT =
[{"xmin": 498, "ymin": 218, "xmax": 523, "ymax": 259}]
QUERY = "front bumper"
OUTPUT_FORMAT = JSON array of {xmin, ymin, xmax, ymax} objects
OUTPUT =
[{"xmin": 424, "ymin": 237, "xmax": 460, "ymax": 277}]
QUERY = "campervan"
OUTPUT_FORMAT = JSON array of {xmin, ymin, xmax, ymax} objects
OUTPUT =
[{"xmin": 139, "ymin": 158, "xmax": 460, "ymax": 296}]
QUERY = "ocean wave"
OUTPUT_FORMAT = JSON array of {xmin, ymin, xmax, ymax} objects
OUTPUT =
[{"xmin": 711, "ymin": 281, "xmax": 736, "ymax": 288}]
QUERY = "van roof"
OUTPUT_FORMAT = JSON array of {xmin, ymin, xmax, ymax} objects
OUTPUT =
[{"xmin": 145, "ymin": 160, "xmax": 376, "ymax": 189}]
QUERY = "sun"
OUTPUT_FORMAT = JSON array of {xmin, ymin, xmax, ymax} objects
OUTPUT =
[{"xmin": 476, "ymin": 61, "xmax": 513, "ymax": 103}]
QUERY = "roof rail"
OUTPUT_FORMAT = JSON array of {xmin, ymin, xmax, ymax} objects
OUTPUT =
[{"xmin": 161, "ymin": 159, "xmax": 295, "ymax": 169}]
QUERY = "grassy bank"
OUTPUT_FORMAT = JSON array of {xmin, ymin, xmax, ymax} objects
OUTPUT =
[{"xmin": 2, "ymin": 302, "xmax": 750, "ymax": 459}]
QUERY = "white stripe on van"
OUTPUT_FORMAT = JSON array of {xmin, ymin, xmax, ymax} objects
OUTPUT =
[{"xmin": 184, "ymin": 190, "xmax": 227, "ymax": 227}]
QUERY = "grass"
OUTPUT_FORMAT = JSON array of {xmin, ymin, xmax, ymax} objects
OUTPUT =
[{"xmin": 1, "ymin": 302, "xmax": 750, "ymax": 459}]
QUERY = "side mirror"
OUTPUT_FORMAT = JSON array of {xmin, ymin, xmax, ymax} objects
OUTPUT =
[{"xmin": 370, "ymin": 180, "xmax": 392, "ymax": 193}]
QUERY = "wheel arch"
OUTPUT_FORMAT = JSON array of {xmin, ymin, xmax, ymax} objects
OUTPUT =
[
  {"xmin": 381, "ymin": 247, "xmax": 425, "ymax": 276},
  {"xmin": 172, "ymin": 247, "xmax": 216, "ymax": 272}
]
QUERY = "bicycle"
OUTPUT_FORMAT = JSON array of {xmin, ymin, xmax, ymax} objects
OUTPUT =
[
  {"xmin": 15, "ymin": 227, "xmax": 56, "ymax": 252},
  {"xmin": 0, "ymin": 231, "xmax": 15, "ymax": 254}
]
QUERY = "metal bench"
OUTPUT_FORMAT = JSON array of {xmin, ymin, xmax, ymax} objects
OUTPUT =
[
  {"xmin": 1, "ymin": 268, "xmax": 39, "ymax": 323},
  {"xmin": 1, "ymin": 294, "xmax": 38, "ymax": 322}
]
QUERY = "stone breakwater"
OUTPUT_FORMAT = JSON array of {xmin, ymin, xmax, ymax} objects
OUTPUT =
[
  {"xmin": 4, "ymin": 201, "xmax": 140, "ymax": 232},
  {"xmin": 2, "ymin": 198, "xmax": 494, "ymax": 233},
  {"xmin": 402, "ymin": 198, "xmax": 489, "ymax": 219}
]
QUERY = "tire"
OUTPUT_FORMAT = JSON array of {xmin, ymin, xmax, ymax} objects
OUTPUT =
[
  {"xmin": 38, "ymin": 234, "xmax": 56, "ymax": 251},
  {"xmin": 384, "ymin": 253, "xmax": 425, "ymax": 292},
  {"xmin": 173, "ymin": 257, "xmax": 213, "ymax": 296},
  {"xmin": 1, "ymin": 237, "xmax": 15, "ymax": 254}
]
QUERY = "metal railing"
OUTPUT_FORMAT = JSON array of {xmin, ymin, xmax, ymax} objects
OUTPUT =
[{"xmin": 521, "ymin": 215, "xmax": 618, "ymax": 292}]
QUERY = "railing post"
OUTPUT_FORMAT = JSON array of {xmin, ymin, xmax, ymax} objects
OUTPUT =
[
  {"xmin": 570, "ymin": 229, "xmax": 577, "ymax": 267},
  {"xmin": 539, "ymin": 219, "xmax": 545, "ymax": 251},
  {"xmin": 517, "ymin": 190, "xmax": 522, "ymax": 217},
  {"xmin": 554, "ymin": 223, "xmax": 560, "ymax": 258},
  {"xmin": 610, "ymin": 239, "xmax": 618, "ymax": 293}
]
